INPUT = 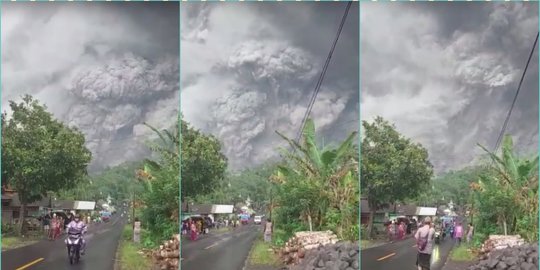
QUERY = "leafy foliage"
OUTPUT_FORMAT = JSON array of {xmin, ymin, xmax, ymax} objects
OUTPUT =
[
  {"xmin": 411, "ymin": 166, "xmax": 486, "ymax": 207},
  {"xmin": 2, "ymin": 95, "xmax": 92, "ymax": 234},
  {"xmin": 181, "ymin": 119, "xmax": 228, "ymax": 201},
  {"xmin": 473, "ymin": 135, "xmax": 538, "ymax": 242},
  {"xmin": 58, "ymin": 162, "xmax": 143, "ymax": 204},
  {"xmin": 361, "ymin": 116, "xmax": 433, "ymax": 237},
  {"xmin": 137, "ymin": 118, "xmax": 181, "ymax": 245},
  {"xmin": 272, "ymin": 118, "xmax": 359, "ymax": 241},
  {"xmin": 428, "ymin": 134, "xmax": 538, "ymax": 243},
  {"xmin": 196, "ymin": 164, "xmax": 276, "ymax": 214}
]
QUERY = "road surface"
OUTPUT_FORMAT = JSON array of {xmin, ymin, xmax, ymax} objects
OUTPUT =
[
  {"xmin": 361, "ymin": 236, "xmax": 455, "ymax": 270},
  {"xmin": 2, "ymin": 212, "xmax": 126, "ymax": 270},
  {"xmin": 181, "ymin": 224, "xmax": 260, "ymax": 270}
]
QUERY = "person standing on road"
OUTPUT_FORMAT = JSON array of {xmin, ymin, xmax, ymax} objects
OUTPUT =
[
  {"xmin": 263, "ymin": 218, "xmax": 272, "ymax": 242},
  {"xmin": 386, "ymin": 221, "xmax": 392, "ymax": 242},
  {"xmin": 43, "ymin": 212, "xmax": 51, "ymax": 239},
  {"xmin": 388, "ymin": 221, "xmax": 395, "ymax": 242},
  {"xmin": 466, "ymin": 223, "xmax": 474, "ymax": 243},
  {"xmin": 190, "ymin": 221, "xmax": 198, "ymax": 241},
  {"xmin": 454, "ymin": 223, "xmax": 463, "ymax": 245},
  {"xmin": 51, "ymin": 214, "xmax": 58, "ymax": 240},
  {"xmin": 398, "ymin": 222, "xmax": 405, "ymax": 240},
  {"xmin": 133, "ymin": 218, "xmax": 141, "ymax": 243},
  {"xmin": 414, "ymin": 217, "xmax": 435, "ymax": 270},
  {"xmin": 64, "ymin": 213, "xmax": 72, "ymax": 232}
]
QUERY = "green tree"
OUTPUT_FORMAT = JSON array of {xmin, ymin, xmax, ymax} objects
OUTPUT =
[
  {"xmin": 181, "ymin": 118, "xmax": 228, "ymax": 201},
  {"xmin": 361, "ymin": 116, "xmax": 433, "ymax": 237},
  {"xmin": 58, "ymin": 162, "xmax": 144, "ymax": 204},
  {"xmin": 2, "ymin": 95, "xmax": 92, "ymax": 234},
  {"xmin": 273, "ymin": 118, "xmax": 358, "ymax": 240},
  {"xmin": 476, "ymin": 135, "xmax": 538, "ymax": 241},
  {"xmin": 411, "ymin": 166, "xmax": 487, "ymax": 209},
  {"xmin": 137, "ymin": 120, "xmax": 181, "ymax": 245}
]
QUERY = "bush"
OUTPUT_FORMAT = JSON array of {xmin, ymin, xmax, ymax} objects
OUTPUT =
[
  {"xmin": 344, "ymin": 224, "xmax": 360, "ymax": 242},
  {"xmin": 450, "ymin": 244, "xmax": 476, "ymax": 262},
  {"xmin": 122, "ymin": 225, "xmax": 133, "ymax": 241},
  {"xmin": 360, "ymin": 224, "xmax": 369, "ymax": 240},
  {"xmin": 272, "ymin": 228, "xmax": 289, "ymax": 247},
  {"xmin": 2, "ymin": 223, "xmax": 15, "ymax": 236}
]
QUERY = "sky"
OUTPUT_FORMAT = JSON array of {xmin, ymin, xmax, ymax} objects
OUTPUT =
[
  {"xmin": 181, "ymin": 2, "xmax": 359, "ymax": 170},
  {"xmin": 361, "ymin": 2, "xmax": 539, "ymax": 173},
  {"xmin": 2, "ymin": 2, "xmax": 180, "ymax": 172}
]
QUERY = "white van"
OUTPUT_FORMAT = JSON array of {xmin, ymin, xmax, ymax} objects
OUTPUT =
[{"xmin": 254, "ymin": 216, "xmax": 262, "ymax": 225}]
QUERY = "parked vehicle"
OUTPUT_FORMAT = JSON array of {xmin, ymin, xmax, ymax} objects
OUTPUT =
[
  {"xmin": 100, "ymin": 211, "xmax": 111, "ymax": 222},
  {"xmin": 254, "ymin": 216, "xmax": 262, "ymax": 225}
]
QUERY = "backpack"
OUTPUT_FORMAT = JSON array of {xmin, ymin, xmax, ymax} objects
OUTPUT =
[{"xmin": 417, "ymin": 229, "xmax": 430, "ymax": 251}]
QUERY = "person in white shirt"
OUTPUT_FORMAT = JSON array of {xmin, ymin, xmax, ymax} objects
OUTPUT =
[
  {"xmin": 414, "ymin": 217, "xmax": 435, "ymax": 270},
  {"xmin": 263, "ymin": 218, "xmax": 272, "ymax": 242}
]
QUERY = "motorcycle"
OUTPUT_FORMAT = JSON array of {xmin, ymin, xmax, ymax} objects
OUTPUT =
[
  {"xmin": 434, "ymin": 230, "xmax": 441, "ymax": 244},
  {"xmin": 65, "ymin": 232, "xmax": 82, "ymax": 264}
]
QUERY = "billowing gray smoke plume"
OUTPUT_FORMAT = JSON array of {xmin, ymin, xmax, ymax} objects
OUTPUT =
[
  {"xmin": 2, "ymin": 3, "xmax": 179, "ymax": 172},
  {"xmin": 65, "ymin": 54, "xmax": 179, "ymax": 171},
  {"xmin": 361, "ymin": 2, "xmax": 538, "ymax": 173},
  {"xmin": 181, "ymin": 3, "xmax": 359, "ymax": 170}
]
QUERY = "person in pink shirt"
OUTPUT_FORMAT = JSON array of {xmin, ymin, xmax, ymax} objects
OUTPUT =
[
  {"xmin": 454, "ymin": 223, "xmax": 463, "ymax": 245},
  {"xmin": 398, "ymin": 222, "xmax": 405, "ymax": 240}
]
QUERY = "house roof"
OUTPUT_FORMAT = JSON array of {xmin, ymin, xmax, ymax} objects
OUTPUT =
[
  {"xmin": 396, "ymin": 205, "xmax": 417, "ymax": 216},
  {"xmin": 361, "ymin": 199, "xmax": 392, "ymax": 214},
  {"xmin": 2, "ymin": 193, "xmax": 51, "ymax": 208},
  {"xmin": 182, "ymin": 203, "xmax": 214, "ymax": 214},
  {"xmin": 361, "ymin": 198, "xmax": 419, "ymax": 216},
  {"xmin": 52, "ymin": 200, "xmax": 75, "ymax": 210}
]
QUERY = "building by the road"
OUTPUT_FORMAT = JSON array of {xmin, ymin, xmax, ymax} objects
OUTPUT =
[
  {"xmin": 1, "ymin": 186, "xmax": 51, "ymax": 224},
  {"xmin": 2, "ymin": 185, "xmax": 97, "ymax": 225},
  {"xmin": 361, "ymin": 198, "xmax": 441, "ymax": 233},
  {"xmin": 361, "ymin": 198, "xmax": 416, "ymax": 224},
  {"xmin": 181, "ymin": 203, "xmax": 234, "ymax": 223}
]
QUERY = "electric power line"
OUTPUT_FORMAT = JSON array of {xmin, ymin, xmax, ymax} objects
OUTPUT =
[
  {"xmin": 493, "ymin": 32, "xmax": 539, "ymax": 152},
  {"xmin": 294, "ymin": 1, "xmax": 353, "ymax": 144}
]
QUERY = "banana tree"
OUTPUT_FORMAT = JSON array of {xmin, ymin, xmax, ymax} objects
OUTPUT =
[
  {"xmin": 273, "ymin": 118, "xmax": 358, "ymax": 238},
  {"xmin": 478, "ymin": 135, "xmax": 539, "ymax": 241}
]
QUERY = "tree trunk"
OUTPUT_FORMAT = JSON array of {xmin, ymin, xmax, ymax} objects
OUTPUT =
[
  {"xmin": 367, "ymin": 209, "xmax": 375, "ymax": 239},
  {"xmin": 18, "ymin": 203, "xmax": 27, "ymax": 236},
  {"xmin": 308, "ymin": 214, "xmax": 313, "ymax": 232},
  {"xmin": 503, "ymin": 220, "xmax": 507, "ymax": 235}
]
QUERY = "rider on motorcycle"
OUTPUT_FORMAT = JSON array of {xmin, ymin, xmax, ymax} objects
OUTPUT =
[{"xmin": 66, "ymin": 213, "xmax": 87, "ymax": 255}]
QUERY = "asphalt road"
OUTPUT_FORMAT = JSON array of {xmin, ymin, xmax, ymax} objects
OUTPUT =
[
  {"xmin": 361, "ymin": 235, "xmax": 456, "ymax": 270},
  {"xmin": 2, "ymin": 212, "xmax": 126, "ymax": 270},
  {"xmin": 181, "ymin": 224, "xmax": 261, "ymax": 270}
]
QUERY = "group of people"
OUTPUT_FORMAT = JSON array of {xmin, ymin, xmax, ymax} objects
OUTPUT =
[
  {"xmin": 440, "ymin": 220, "xmax": 474, "ymax": 244},
  {"xmin": 386, "ymin": 220, "xmax": 411, "ymax": 242},
  {"xmin": 215, "ymin": 218, "xmax": 240, "ymax": 228},
  {"xmin": 414, "ymin": 217, "xmax": 475, "ymax": 270},
  {"xmin": 41, "ymin": 212, "xmax": 72, "ymax": 240},
  {"xmin": 182, "ymin": 218, "xmax": 208, "ymax": 241}
]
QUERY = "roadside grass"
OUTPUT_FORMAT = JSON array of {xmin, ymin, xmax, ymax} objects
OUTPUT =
[
  {"xmin": 360, "ymin": 240, "xmax": 372, "ymax": 249},
  {"xmin": 117, "ymin": 224, "xmax": 152, "ymax": 270},
  {"xmin": 1, "ymin": 235, "xmax": 40, "ymax": 251},
  {"xmin": 450, "ymin": 244, "xmax": 476, "ymax": 262},
  {"xmin": 249, "ymin": 238, "xmax": 281, "ymax": 267}
]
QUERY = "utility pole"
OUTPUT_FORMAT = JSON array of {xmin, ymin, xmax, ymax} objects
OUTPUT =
[
  {"xmin": 269, "ymin": 188, "xmax": 273, "ymax": 220},
  {"xmin": 131, "ymin": 192, "xmax": 135, "ymax": 230},
  {"xmin": 470, "ymin": 194, "xmax": 474, "ymax": 225}
]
